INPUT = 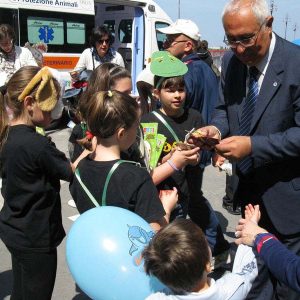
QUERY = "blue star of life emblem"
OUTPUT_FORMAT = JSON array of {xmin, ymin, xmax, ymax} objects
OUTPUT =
[{"xmin": 38, "ymin": 26, "xmax": 54, "ymax": 43}]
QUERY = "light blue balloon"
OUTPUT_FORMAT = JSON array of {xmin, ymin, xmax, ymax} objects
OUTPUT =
[
  {"xmin": 292, "ymin": 39, "xmax": 300, "ymax": 46},
  {"xmin": 66, "ymin": 206, "xmax": 167, "ymax": 300}
]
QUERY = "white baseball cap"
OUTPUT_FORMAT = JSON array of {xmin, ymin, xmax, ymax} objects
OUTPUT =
[
  {"xmin": 157, "ymin": 19, "xmax": 201, "ymax": 41},
  {"xmin": 136, "ymin": 66, "xmax": 154, "ymax": 86}
]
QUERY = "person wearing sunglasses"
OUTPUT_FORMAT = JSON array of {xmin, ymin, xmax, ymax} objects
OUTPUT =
[
  {"xmin": 192, "ymin": 0, "xmax": 300, "ymax": 299},
  {"xmin": 72, "ymin": 25, "xmax": 124, "ymax": 79},
  {"xmin": 0, "ymin": 23, "xmax": 37, "ymax": 86}
]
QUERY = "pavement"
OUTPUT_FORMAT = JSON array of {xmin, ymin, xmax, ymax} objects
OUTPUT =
[{"xmin": 0, "ymin": 128, "xmax": 240, "ymax": 299}]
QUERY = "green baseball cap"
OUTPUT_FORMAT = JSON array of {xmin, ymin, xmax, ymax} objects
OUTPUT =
[{"xmin": 150, "ymin": 51, "xmax": 188, "ymax": 78}]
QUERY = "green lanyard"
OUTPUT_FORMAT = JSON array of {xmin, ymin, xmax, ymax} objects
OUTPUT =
[
  {"xmin": 152, "ymin": 111, "xmax": 180, "ymax": 142},
  {"xmin": 80, "ymin": 122, "xmax": 87, "ymax": 135},
  {"xmin": 75, "ymin": 160, "xmax": 140, "ymax": 207}
]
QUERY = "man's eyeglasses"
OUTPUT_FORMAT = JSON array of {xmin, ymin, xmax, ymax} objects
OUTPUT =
[
  {"xmin": 164, "ymin": 38, "xmax": 189, "ymax": 46},
  {"xmin": 223, "ymin": 21, "xmax": 266, "ymax": 48},
  {"xmin": 97, "ymin": 39, "xmax": 110, "ymax": 45}
]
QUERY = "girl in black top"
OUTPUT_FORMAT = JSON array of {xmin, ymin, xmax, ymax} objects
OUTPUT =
[
  {"xmin": 69, "ymin": 62, "xmax": 132, "ymax": 162},
  {"xmin": 0, "ymin": 66, "xmax": 86, "ymax": 300},
  {"xmin": 69, "ymin": 90, "xmax": 172, "ymax": 231}
]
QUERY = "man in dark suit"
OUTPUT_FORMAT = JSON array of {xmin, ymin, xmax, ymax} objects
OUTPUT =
[{"xmin": 194, "ymin": 0, "xmax": 300, "ymax": 299}]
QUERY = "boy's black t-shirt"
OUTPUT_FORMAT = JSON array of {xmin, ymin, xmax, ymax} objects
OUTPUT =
[
  {"xmin": 141, "ymin": 108, "xmax": 204, "ymax": 218},
  {"xmin": 0, "ymin": 125, "xmax": 72, "ymax": 251},
  {"xmin": 69, "ymin": 157, "xmax": 165, "ymax": 223}
]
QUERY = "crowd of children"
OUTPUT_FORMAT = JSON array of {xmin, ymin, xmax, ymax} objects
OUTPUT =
[{"xmin": 0, "ymin": 52, "xmax": 243, "ymax": 299}]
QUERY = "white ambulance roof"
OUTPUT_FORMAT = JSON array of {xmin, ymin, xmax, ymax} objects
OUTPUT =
[{"xmin": 1, "ymin": 0, "xmax": 94, "ymax": 15}]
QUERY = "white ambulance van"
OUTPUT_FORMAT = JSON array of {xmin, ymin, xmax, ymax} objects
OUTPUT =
[{"xmin": 0, "ymin": 0, "xmax": 171, "ymax": 92}]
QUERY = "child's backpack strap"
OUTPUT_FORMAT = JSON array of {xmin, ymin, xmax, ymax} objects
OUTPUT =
[
  {"xmin": 75, "ymin": 160, "xmax": 140, "ymax": 207},
  {"xmin": 152, "ymin": 111, "xmax": 180, "ymax": 142},
  {"xmin": 75, "ymin": 168, "xmax": 99, "ymax": 207}
]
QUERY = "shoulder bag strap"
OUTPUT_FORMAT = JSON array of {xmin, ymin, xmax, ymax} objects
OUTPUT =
[{"xmin": 152, "ymin": 111, "xmax": 180, "ymax": 142}]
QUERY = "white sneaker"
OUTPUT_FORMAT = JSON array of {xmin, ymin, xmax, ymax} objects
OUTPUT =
[{"xmin": 68, "ymin": 199, "xmax": 77, "ymax": 208}]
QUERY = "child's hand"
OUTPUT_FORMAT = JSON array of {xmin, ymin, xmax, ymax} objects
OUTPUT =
[
  {"xmin": 161, "ymin": 151, "xmax": 173, "ymax": 164},
  {"xmin": 245, "ymin": 204, "xmax": 261, "ymax": 224},
  {"xmin": 212, "ymin": 153, "xmax": 226, "ymax": 168},
  {"xmin": 171, "ymin": 147, "xmax": 200, "ymax": 168},
  {"xmin": 159, "ymin": 187, "xmax": 178, "ymax": 217},
  {"xmin": 70, "ymin": 70, "xmax": 80, "ymax": 81},
  {"xmin": 235, "ymin": 204, "xmax": 263, "ymax": 246}
]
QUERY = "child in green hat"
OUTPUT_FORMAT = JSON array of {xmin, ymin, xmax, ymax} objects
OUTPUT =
[
  {"xmin": 142, "ymin": 50, "xmax": 203, "ymax": 220},
  {"xmin": 142, "ymin": 51, "xmax": 230, "ymax": 267}
]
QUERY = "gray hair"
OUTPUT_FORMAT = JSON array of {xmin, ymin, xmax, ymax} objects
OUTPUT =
[{"xmin": 222, "ymin": 0, "xmax": 270, "ymax": 25}]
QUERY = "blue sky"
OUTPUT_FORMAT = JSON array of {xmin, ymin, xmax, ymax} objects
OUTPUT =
[{"xmin": 155, "ymin": 0, "xmax": 300, "ymax": 47}]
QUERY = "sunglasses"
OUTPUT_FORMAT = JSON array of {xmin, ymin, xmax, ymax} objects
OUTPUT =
[
  {"xmin": 97, "ymin": 39, "xmax": 110, "ymax": 45},
  {"xmin": 0, "ymin": 39, "xmax": 13, "ymax": 48}
]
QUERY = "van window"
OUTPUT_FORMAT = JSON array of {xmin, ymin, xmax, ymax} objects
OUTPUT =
[
  {"xmin": 27, "ymin": 17, "xmax": 64, "ymax": 45},
  {"xmin": 118, "ymin": 19, "xmax": 132, "ymax": 43},
  {"xmin": 103, "ymin": 20, "xmax": 115, "ymax": 37},
  {"xmin": 67, "ymin": 22, "xmax": 86, "ymax": 44},
  {"xmin": 19, "ymin": 9, "xmax": 94, "ymax": 53},
  {"xmin": 155, "ymin": 22, "xmax": 169, "ymax": 50}
]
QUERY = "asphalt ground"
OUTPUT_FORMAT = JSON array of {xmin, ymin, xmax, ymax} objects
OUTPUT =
[{"xmin": 0, "ymin": 128, "xmax": 240, "ymax": 299}]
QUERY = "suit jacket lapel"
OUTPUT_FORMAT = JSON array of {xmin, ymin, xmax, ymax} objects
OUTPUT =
[{"xmin": 250, "ymin": 36, "xmax": 284, "ymax": 132}]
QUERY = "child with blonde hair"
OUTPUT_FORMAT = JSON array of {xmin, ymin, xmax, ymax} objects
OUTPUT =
[{"xmin": 0, "ymin": 66, "xmax": 86, "ymax": 299}]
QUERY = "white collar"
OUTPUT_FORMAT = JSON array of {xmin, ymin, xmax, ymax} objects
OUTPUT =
[{"xmin": 256, "ymin": 32, "xmax": 276, "ymax": 75}]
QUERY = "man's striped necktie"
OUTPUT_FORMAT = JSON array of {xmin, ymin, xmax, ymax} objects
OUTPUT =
[{"xmin": 237, "ymin": 66, "xmax": 259, "ymax": 174}]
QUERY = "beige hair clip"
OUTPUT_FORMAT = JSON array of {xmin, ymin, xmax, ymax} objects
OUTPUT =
[{"xmin": 18, "ymin": 66, "xmax": 58, "ymax": 112}]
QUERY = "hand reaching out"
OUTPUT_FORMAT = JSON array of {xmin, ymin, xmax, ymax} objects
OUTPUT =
[
  {"xmin": 159, "ymin": 187, "xmax": 178, "ymax": 221},
  {"xmin": 244, "ymin": 204, "xmax": 261, "ymax": 224},
  {"xmin": 187, "ymin": 126, "xmax": 221, "ymax": 150},
  {"xmin": 215, "ymin": 136, "xmax": 252, "ymax": 161},
  {"xmin": 171, "ymin": 147, "xmax": 200, "ymax": 168},
  {"xmin": 235, "ymin": 204, "xmax": 268, "ymax": 246}
]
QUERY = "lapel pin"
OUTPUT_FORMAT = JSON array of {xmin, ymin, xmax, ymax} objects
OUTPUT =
[{"xmin": 273, "ymin": 82, "xmax": 278, "ymax": 87}]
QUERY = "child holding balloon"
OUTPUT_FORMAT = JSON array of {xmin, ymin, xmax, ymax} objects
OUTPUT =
[
  {"xmin": 69, "ymin": 90, "xmax": 176, "ymax": 230},
  {"xmin": 0, "ymin": 66, "xmax": 88, "ymax": 299}
]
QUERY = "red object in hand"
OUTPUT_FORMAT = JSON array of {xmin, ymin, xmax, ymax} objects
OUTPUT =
[{"xmin": 85, "ymin": 130, "xmax": 94, "ymax": 140}]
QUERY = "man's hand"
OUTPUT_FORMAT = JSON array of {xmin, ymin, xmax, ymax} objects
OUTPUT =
[
  {"xmin": 188, "ymin": 126, "xmax": 221, "ymax": 150},
  {"xmin": 215, "ymin": 136, "xmax": 251, "ymax": 161}
]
